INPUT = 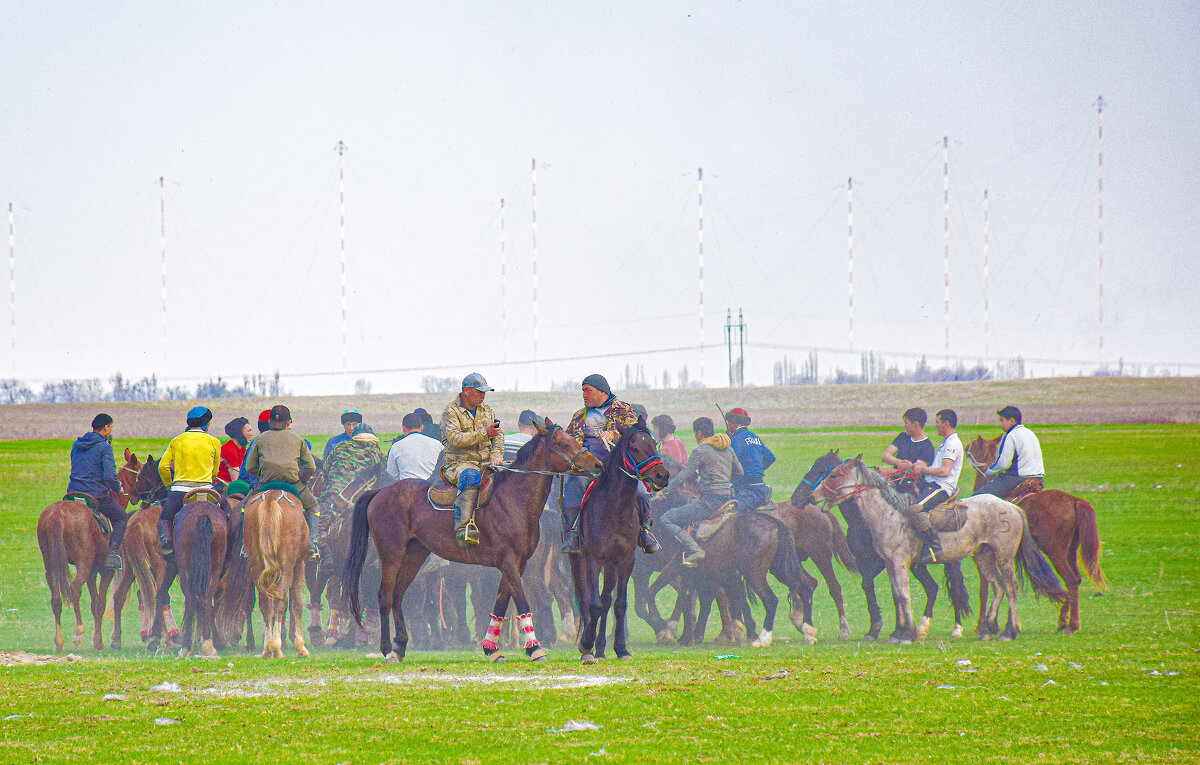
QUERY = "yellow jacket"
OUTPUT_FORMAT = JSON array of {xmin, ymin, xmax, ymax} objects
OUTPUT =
[{"xmin": 159, "ymin": 429, "xmax": 222, "ymax": 488}]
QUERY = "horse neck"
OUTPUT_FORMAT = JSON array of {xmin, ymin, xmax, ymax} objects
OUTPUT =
[
  {"xmin": 848, "ymin": 470, "xmax": 907, "ymax": 538},
  {"xmin": 500, "ymin": 444, "xmax": 556, "ymax": 520}
]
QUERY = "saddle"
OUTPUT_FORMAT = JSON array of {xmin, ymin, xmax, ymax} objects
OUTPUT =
[
  {"xmin": 427, "ymin": 473, "xmax": 495, "ymax": 510},
  {"xmin": 182, "ymin": 487, "xmax": 223, "ymax": 506},
  {"xmin": 62, "ymin": 492, "xmax": 111, "ymax": 535},
  {"xmin": 692, "ymin": 499, "xmax": 740, "ymax": 541},
  {"xmin": 1004, "ymin": 477, "xmax": 1045, "ymax": 503}
]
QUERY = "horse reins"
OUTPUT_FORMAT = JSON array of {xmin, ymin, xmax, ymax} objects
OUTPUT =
[{"xmin": 488, "ymin": 425, "xmax": 593, "ymax": 477}]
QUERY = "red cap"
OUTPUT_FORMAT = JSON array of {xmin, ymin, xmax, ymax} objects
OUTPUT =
[
  {"xmin": 257, "ymin": 409, "xmax": 272, "ymax": 423},
  {"xmin": 729, "ymin": 408, "xmax": 750, "ymax": 418}
]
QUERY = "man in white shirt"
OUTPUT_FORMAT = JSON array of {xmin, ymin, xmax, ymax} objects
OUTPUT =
[
  {"xmin": 386, "ymin": 412, "xmax": 444, "ymax": 482},
  {"xmin": 973, "ymin": 405, "xmax": 1045, "ymax": 499},
  {"xmin": 502, "ymin": 410, "xmax": 539, "ymax": 463},
  {"xmin": 908, "ymin": 409, "xmax": 964, "ymax": 565}
]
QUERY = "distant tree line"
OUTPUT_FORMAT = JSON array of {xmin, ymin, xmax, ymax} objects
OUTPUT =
[{"xmin": 0, "ymin": 371, "xmax": 287, "ymax": 405}]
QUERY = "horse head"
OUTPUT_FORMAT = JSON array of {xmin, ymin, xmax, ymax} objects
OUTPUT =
[
  {"xmin": 534, "ymin": 417, "xmax": 604, "ymax": 478},
  {"xmin": 116, "ymin": 448, "xmax": 143, "ymax": 508},
  {"xmin": 809, "ymin": 454, "xmax": 864, "ymax": 506},
  {"xmin": 613, "ymin": 417, "xmax": 670, "ymax": 491},
  {"xmin": 133, "ymin": 454, "xmax": 165, "ymax": 504},
  {"xmin": 791, "ymin": 448, "xmax": 842, "ymax": 506}
]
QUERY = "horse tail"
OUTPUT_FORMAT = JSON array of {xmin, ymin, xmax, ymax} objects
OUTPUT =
[
  {"xmin": 125, "ymin": 526, "xmax": 158, "ymax": 611},
  {"xmin": 1015, "ymin": 510, "xmax": 1067, "ymax": 603},
  {"xmin": 821, "ymin": 507, "xmax": 858, "ymax": 573},
  {"xmin": 37, "ymin": 508, "xmax": 71, "ymax": 602},
  {"xmin": 943, "ymin": 560, "xmax": 972, "ymax": 618},
  {"xmin": 743, "ymin": 577, "xmax": 759, "ymax": 607},
  {"xmin": 256, "ymin": 496, "xmax": 285, "ymax": 600},
  {"xmin": 214, "ymin": 517, "xmax": 250, "ymax": 645},
  {"xmin": 763, "ymin": 516, "xmax": 805, "ymax": 593},
  {"xmin": 342, "ymin": 488, "xmax": 380, "ymax": 628},
  {"xmin": 1075, "ymin": 495, "xmax": 1108, "ymax": 589},
  {"xmin": 188, "ymin": 515, "xmax": 214, "ymax": 609}
]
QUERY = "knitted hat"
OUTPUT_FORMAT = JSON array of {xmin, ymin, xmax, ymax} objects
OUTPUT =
[
  {"xmin": 582, "ymin": 373, "xmax": 611, "ymax": 395},
  {"xmin": 91, "ymin": 413, "xmax": 113, "ymax": 430}
]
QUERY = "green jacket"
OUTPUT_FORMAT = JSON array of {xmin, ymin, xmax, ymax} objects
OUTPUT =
[{"xmin": 246, "ymin": 428, "xmax": 316, "ymax": 486}]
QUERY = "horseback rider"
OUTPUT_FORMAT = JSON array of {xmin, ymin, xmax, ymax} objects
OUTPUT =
[
  {"xmin": 908, "ymin": 409, "xmax": 965, "ymax": 564},
  {"xmin": 66, "ymin": 413, "xmax": 127, "ymax": 570},
  {"xmin": 321, "ymin": 422, "xmax": 385, "ymax": 517},
  {"xmin": 659, "ymin": 417, "xmax": 744, "ymax": 566},
  {"xmin": 440, "ymin": 373, "xmax": 504, "ymax": 545},
  {"xmin": 218, "ymin": 417, "xmax": 251, "ymax": 484},
  {"xmin": 244, "ymin": 405, "xmax": 321, "ymax": 559},
  {"xmin": 323, "ymin": 408, "xmax": 362, "ymax": 460},
  {"xmin": 724, "ymin": 407, "xmax": 776, "ymax": 511},
  {"xmin": 237, "ymin": 409, "xmax": 273, "ymax": 491},
  {"xmin": 157, "ymin": 406, "xmax": 223, "ymax": 555},
  {"xmin": 563, "ymin": 373, "xmax": 660, "ymax": 554},
  {"xmin": 650, "ymin": 414, "xmax": 688, "ymax": 473},
  {"xmin": 386, "ymin": 411, "xmax": 444, "ymax": 481},
  {"xmin": 973, "ymin": 405, "xmax": 1045, "ymax": 498},
  {"xmin": 882, "ymin": 407, "xmax": 936, "ymax": 495}
]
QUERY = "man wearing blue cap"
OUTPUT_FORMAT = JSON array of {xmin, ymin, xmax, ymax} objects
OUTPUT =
[
  {"xmin": 563, "ymin": 373, "xmax": 660, "ymax": 554},
  {"xmin": 157, "ymin": 406, "xmax": 222, "ymax": 555},
  {"xmin": 440, "ymin": 373, "xmax": 504, "ymax": 545}
]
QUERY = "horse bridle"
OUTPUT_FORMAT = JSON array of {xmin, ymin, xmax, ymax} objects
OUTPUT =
[
  {"xmin": 617, "ymin": 432, "xmax": 666, "ymax": 490},
  {"xmin": 490, "ymin": 424, "xmax": 594, "ymax": 477},
  {"xmin": 800, "ymin": 460, "xmax": 838, "ymax": 490}
]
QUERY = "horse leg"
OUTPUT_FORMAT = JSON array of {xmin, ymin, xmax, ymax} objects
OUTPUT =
[
  {"xmin": 747, "ymin": 571, "xmax": 777, "ymax": 648},
  {"xmin": 711, "ymin": 577, "xmax": 741, "ymax": 645},
  {"xmin": 813, "ymin": 549, "xmax": 851, "ymax": 640},
  {"xmin": 387, "ymin": 545, "xmax": 430, "ymax": 663},
  {"xmin": 594, "ymin": 568, "xmax": 617, "ymax": 658},
  {"xmin": 944, "ymin": 560, "xmax": 968, "ymax": 639},
  {"xmin": 997, "ymin": 554, "xmax": 1021, "ymax": 641},
  {"xmin": 911, "ymin": 563, "xmax": 938, "ymax": 641},
  {"xmin": 791, "ymin": 566, "xmax": 819, "ymax": 644},
  {"xmin": 69, "ymin": 565, "xmax": 87, "ymax": 649},
  {"xmin": 306, "ymin": 562, "xmax": 327, "ymax": 646},
  {"xmin": 376, "ymin": 556, "xmax": 402, "ymax": 661},
  {"xmin": 613, "ymin": 563, "xmax": 633, "ymax": 660},
  {"xmin": 859, "ymin": 557, "xmax": 885, "ymax": 640},
  {"xmin": 579, "ymin": 556, "xmax": 603, "ymax": 663},
  {"xmin": 244, "ymin": 585, "xmax": 256, "ymax": 653},
  {"xmin": 290, "ymin": 556, "xmax": 310, "ymax": 658},
  {"xmin": 1050, "ymin": 542, "xmax": 1082, "ymax": 634},
  {"xmin": 87, "ymin": 573, "xmax": 105, "ymax": 651},
  {"xmin": 110, "ymin": 564, "xmax": 134, "ymax": 650},
  {"xmin": 885, "ymin": 560, "xmax": 916, "ymax": 644},
  {"xmin": 973, "ymin": 548, "xmax": 1001, "ymax": 639}
]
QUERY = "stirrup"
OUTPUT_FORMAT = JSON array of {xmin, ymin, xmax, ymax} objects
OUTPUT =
[
  {"xmin": 917, "ymin": 547, "xmax": 941, "ymax": 565},
  {"xmin": 456, "ymin": 518, "xmax": 480, "ymax": 546},
  {"xmin": 639, "ymin": 528, "xmax": 661, "ymax": 554},
  {"xmin": 682, "ymin": 548, "xmax": 705, "ymax": 568},
  {"xmin": 561, "ymin": 523, "xmax": 581, "ymax": 554}
]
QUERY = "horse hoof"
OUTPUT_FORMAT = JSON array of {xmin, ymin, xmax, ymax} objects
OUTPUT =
[
  {"xmin": 528, "ymin": 648, "xmax": 547, "ymax": 662},
  {"xmin": 385, "ymin": 652, "xmax": 403, "ymax": 664},
  {"xmin": 950, "ymin": 625, "xmax": 964, "ymax": 639},
  {"xmin": 489, "ymin": 653, "xmax": 506, "ymax": 664},
  {"xmin": 618, "ymin": 653, "xmax": 633, "ymax": 661},
  {"xmin": 297, "ymin": 647, "xmax": 310, "ymax": 658},
  {"xmin": 837, "ymin": 628, "xmax": 852, "ymax": 641},
  {"xmin": 751, "ymin": 630, "xmax": 773, "ymax": 648},
  {"xmin": 581, "ymin": 654, "xmax": 597, "ymax": 665},
  {"xmin": 916, "ymin": 616, "xmax": 932, "ymax": 640},
  {"xmin": 111, "ymin": 642, "xmax": 122, "ymax": 651}
]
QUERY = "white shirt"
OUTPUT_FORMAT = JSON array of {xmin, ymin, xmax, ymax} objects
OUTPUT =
[
  {"xmin": 988, "ymin": 424, "xmax": 1045, "ymax": 478},
  {"xmin": 929, "ymin": 432, "xmax": 963, "ymax": 494},
  {"xmin": 386, "ymin": 433, "xmax": 444, "ymax": 481},
  {"xmin": 503, "ymin": 433, "xmax": 532, "ymax": 464}
]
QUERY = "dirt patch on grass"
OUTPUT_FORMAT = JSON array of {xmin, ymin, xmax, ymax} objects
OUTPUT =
[
  {"xmin": 0, "ymin": 651, "xmax": 83, "ymax": 666},
  {"xmin": 2, "ymin": 376, "xmax": 1197, "ymax": 440}
]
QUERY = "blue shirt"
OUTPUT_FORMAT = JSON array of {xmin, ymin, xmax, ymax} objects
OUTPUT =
[
  {"xmin": 729, "ymin": 427, "xmax": 776, "ymax": 485},
  {"xmin": 323, "ymin": 432, "xmax": 350, "ymax": 460}
]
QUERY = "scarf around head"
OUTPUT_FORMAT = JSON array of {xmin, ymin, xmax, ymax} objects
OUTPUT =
[{"xmin": 701, "ymin": 433, "xmax": 732, "ymax": 450}]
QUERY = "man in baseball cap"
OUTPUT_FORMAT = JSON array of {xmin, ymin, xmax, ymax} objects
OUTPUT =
[{"xmin": 439, "ymin": 373, "xmax": 503, "ymax": 545}]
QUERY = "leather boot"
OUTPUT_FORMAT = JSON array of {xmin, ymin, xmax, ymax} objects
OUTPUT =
[
  {"xmin": 636, "ymin": 497, "xmax": 660, "ymax": 554},
  {"xmin": 916, "ymin": 528, "xmax": 944, "ymax": 565},
  {"xmin": 673, "ymin": 530, "xmax": 705, "ymax": 567},
  {"xmin": 454, "ymin": 488, "xmax": 481, "ymax": 546},
  {"xmin": 157, "ymin": 519, "xmax": 174, "ymax": 556},
  {"xmin": 561, "ymin": 505, "xmax": 582, "ymax": 554},
  {"xmin": 304, "ymin": 509, "xmax": 321, "ymax": 561}
]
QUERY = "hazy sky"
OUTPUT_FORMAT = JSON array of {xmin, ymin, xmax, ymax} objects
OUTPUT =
[{"xmin": 3, "ymin": 1, "xmax": 1198, "ymax": 394}]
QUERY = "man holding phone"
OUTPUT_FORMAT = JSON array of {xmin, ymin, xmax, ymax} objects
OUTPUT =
[{"xmin": 440, "ymin": 372, "xmax": 504, "ymax": 545}]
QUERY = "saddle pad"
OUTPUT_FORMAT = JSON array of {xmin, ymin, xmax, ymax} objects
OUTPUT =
[
  {"xmin": 428, "ymin": 474, "xmax": 494, "ymax": 510},
  {"xmin": 63, "ymin": 493, "xmax": 111, "ymax": 535},
  {"xmin": 258, "ymin": 481, "xmax": 302, "ymax": 499},
  {"xmin": 183, "ymin": 487, "xmax": 223, "ymax": 506},
  {"xmin": 1006, "ymin": 477, "xmax": 1045, "ymax": 501},
  {"xmin": 693, "ymin": 499, "xmax": 740, "ymax": 541},
  {"xmin": 929, "ymin": 501, "xmax": 969, "ymax": 533}
]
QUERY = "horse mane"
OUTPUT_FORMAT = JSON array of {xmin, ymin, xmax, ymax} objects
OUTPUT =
[
  {"xmin": 595, "ymin": 421, "xmax": 654, "ymax": 490},
  {"xmin": 491, "ymin": 429, "xmax": 552, "ymax": 489},
  {"xmin": 856, "ymin": 461, "xmax": 912, "ymax": 512}
]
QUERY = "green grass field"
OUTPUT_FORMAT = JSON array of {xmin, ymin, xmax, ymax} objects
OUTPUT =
[{"xmin": 0, "ymin": 424, "xmax": 1197, "ymax": 762}]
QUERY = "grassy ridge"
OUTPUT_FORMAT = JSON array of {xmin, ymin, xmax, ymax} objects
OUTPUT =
[{"xmin": 0, "ymin": 425, "xmax": 1197, "ymax": 762}]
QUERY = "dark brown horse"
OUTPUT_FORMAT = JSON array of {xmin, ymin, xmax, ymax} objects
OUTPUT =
[
  {"xmin": 966, "ymin": 436, "xmax": 1108, "ymax": 633},
  {"xmin": 36, "ymin": 449, "xmax": 139, "ymax": 652},
  {"xmin": 771, "ymin": 500, "xmax": 858, "ymax": 640},
  {"xmin": 571, "ymin": 419, "xmax": 671, "ymax": 663},
  {"xmin": 792, "ymin": 449, "xmax": 972, "ymax": 641},
  {"xmin": 175, "ymin": 501, "xmax": 229, "ymax": 657},
  {"xmin": 342, "ymin": 418, "xmax": 603, "ymax": 663}
]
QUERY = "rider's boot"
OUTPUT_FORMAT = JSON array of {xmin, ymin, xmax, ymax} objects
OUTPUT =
[
  {"xmin": 304, "ymin": 509, "xmax": 321, "ymax": 561},
  {"xmin": 636, "ymin": 497, "xmax": 661, "ymax": 554},
  {"xmin": 560, "ymin": 504, "xmax": 582, "ymax": 554},
  {"xmin": 916, "ymin": 528, "xmax": 944, "ymax": 565},
  {"xmin": 454, "ymin": 488, "xmax": 481, "ymax": 546},
  {"xmin": 673, "ymin": 529, "xmax": 706, "ymax": 567},
  {"xmin": 157, "ymin": 519, "xmax": 174, "ymax": 556}
]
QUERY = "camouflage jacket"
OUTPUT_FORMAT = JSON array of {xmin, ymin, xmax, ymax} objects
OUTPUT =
[
  {"xmin": 567, "ymin": 396, "xmax": 639, "ymax": 455},
  {"xmin": 441, "ymin": 395, "xmax": 504, "ymax": 467},
  {"xmin": 319, "ymin": 434, "xmax": 384, "ymax": 506}
]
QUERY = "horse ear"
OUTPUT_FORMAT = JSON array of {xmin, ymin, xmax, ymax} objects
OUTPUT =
[
  {"xmin": 615, "ymin": 421, "xmax": 630, "ymax": 436},
  {"xmin": 124, "ymin": 447, "xmax": 133, "ymax": 461},
  {"xmin": 533, "ymin": 417, "xmax": 549, "ymax": 435}
]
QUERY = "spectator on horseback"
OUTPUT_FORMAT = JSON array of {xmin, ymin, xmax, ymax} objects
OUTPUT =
[
  {"xmin": 973, "ymin": 405, "xmax": 1045, "ymax": 498},
  {"xmin": 323, "ymin": 408, "xmax": 362, "ymax": 460},
  {"xmin": 908, "ymin": 409, "xmax": 965, "ymax": 564},
  {"xmin": 416, "ymin": 407, "xmax": 441, "ymax": 441},
  {"xmin": 440, "ymin": 373, "xmax": 505, "ymax": 546},
  {"xmin": 386, "ymin": 411, "xmax": 445, "ymax": 481},
  {"xmin": 724, "ymin": 407, "xmax": 776, "ymax": 511},
  {"xmin": 882, "ymin": 407, "xmax": 936, "ymax": 495},
  {"xmin": 651, "ymin": 414, "xmax": 688, "ymax": 473},
  {"xmin": 67, "ymin": 413, "xmax": 127, "ymax": 570},
  {"xmin": 238, "ymin": 409, "xmax": 273, "ymax": 491},
  {"xmin": 564, "ymin": 373, "xmax": 659, "ymax": 555},
  {"xmin": 157, "ymin": 406, "xmax": 222, "ymax": 556},
  {"xmin": 659, "ymin": 416, "xmax": 743, "ymax": 566},
  {"xmin": 218, "ymin": 417, "xmax": 251, "ymax": 484},
  {"xmin": 245, "ymin": 404, "xmax": 321, "ymax": 559}
]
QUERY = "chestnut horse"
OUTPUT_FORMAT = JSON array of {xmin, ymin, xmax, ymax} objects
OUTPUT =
[
  {"xmin": 342, "ymin": 418, "xmax": 603, "ymax": 663},
  {"xmin": 36, "ymin": 448, "xmax": 139, "ymax": 652},
  {"xmin": 792, "ymin": 449, "xmax": 972, "ymax": 641},
  {"xmin": 244, "ymin": 488, "xmax": 311, "ymax": 658},
  {"xmin": 174, "ymin": 502, "xmax": 229, "ymax": 657},
  {"xmin": 111, "ymin": 453, "xmax": 175, "ymax": 649},
  {"xmin": 965, "ymin": 436, "xmax": 1108, "ymax": 633},
  {"xmin": 570, "ymin": 419, "xmax": 671, "ymax": 663}
]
